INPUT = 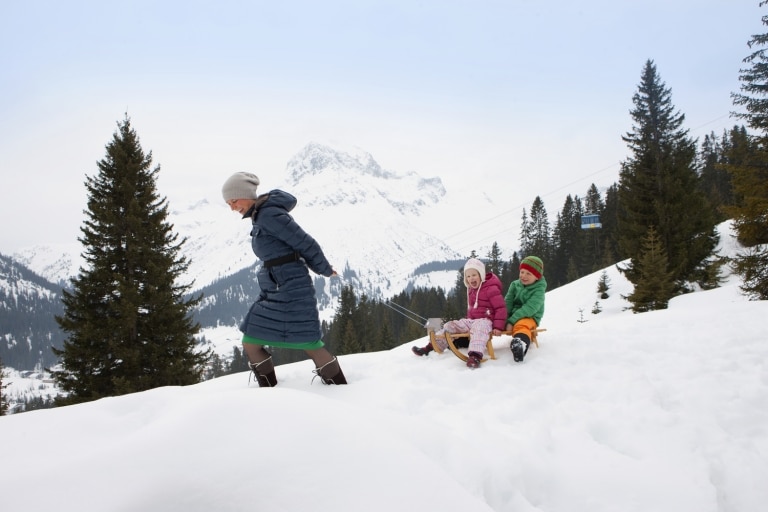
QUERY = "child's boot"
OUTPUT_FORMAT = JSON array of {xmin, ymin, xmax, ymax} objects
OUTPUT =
[
  {"xmin": 412, "ymin": 344, "xmax": 433, "ymax": 356},
  {"xmin": 466, "ymin": 351, "xmax": 482, "ymax": 369},
  {"xmin": 510, "ymin": 334, "xmax": 531, "ymax": 362}
]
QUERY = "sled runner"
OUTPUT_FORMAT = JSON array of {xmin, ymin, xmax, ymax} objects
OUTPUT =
[
  {"xmin": 424, "ymin": 318, "xmax": 445, "ymax": 354},
  {"xmin": 444, "ymin": 328, "xmax": 546, "ymax": 362}
]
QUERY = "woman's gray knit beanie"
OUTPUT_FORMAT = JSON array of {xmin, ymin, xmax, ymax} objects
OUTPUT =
[{"xmin": 222, "ymin": 172, "xmax": 260, "ymax": 202}]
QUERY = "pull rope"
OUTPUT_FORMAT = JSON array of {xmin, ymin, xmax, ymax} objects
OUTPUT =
[
  {"xmin": 334, "ymin": 275, "xmax": 431, "ymax": 327},
  {"xmin": 382, "ymin": 300, "xmax": 429, "ymax": 327}
]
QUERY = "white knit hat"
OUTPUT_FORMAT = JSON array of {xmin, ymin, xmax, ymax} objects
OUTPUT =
[
  {"xmin": 221, "ymin": 172, "xmax": 260, "ymax": 202},
  {"xmin": 463, "ymin": 258, "xmax": 486, "ymax": 287}
]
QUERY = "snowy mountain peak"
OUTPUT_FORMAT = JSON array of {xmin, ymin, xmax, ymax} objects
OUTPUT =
[
  {"xmin": 283, "ymin": 142, "xmax": 447, "ymax": 214},
  {"xmin": 8, "ymin": 142, "xmax": 467, "ymax": 306},
  {"xmin": 285, "ymin": 142, "xmax": 391, "ymax": 184}
]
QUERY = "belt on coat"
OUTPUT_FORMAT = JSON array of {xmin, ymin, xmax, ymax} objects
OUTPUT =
[{"xmin": 263, "ymin": 251, "xmax": 302, "ymax": 268}]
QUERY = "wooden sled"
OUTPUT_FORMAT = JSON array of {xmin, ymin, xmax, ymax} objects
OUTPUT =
[
  {"xmin": 428, "ymin": 329, "xmax": 444, "ymax": 354},
  {"xmin": 424, "ymin": 318, "xmax": 445, "ymax": 354},
  {"xmin": 445, "ymin": 328, "xmax": 545, "ymax": 362}
]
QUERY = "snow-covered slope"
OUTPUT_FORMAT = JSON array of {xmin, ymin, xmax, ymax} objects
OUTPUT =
[{"xmin": 2, "ymin": 221, "xmax": 766, "ymax": 512}]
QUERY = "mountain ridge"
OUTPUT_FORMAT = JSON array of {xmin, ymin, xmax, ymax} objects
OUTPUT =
[
  {"xmin": 9, "ymin": 142, "xmax": 475, "ymax": 296},
  {"xmin": 2, "ymin": 142, "xmax": 486, "ymax": 371}
]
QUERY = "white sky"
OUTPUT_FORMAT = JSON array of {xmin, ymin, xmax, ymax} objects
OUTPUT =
[
  {"xmin": 3, "ymin": 221, "xmax": 766, "ymax": 512},
  {"xmin": 0, "ymin": 1, "xmax": 762, "ymax": 252}
]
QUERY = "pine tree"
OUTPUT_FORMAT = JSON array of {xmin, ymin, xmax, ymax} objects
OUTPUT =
[
  {"xmin": 486, "ymin": 242, "xmax": 503, "ymax": 276},
  {"xmin": 0, "ymin": 357, "xmax": 8, "ymax": 416},
  {"xmin": 583, "ymin": 184, "xmax": 607, "ymax": 272},
  {"xmin": 597, "ymin": 271, "xmax": 611, "ymax": 299},
  {"xmin": 519, "ymin": 209, "xmax": 533, "ymax": 254},
  {"xmin": 601, "ymin": 183, "xmax": 621, "ymax": 264},
  {"xmin": 229, "ymin": 346, "xmax": 250, "ymax": 374},
  {"xmin": 204, "ymin": 352, "xmax": 226, "ymax": 380},
  {"xmin": 625, "ymin": 226, "xmax": 676, "ymax": 312},
  {"xmin": 521, "ymin": 197, "xmax": 553, "ymax": 271},
  {"xmin": 552, "ymin": 194, "xmax": 583, "ymax": 287},
  {"xmin": 452, "ymin": 258, "xmax": 471, "ymax": 315},
  {"xmin": 618, "ymin": 60, "xmax": 719, "ymax": 292},
  {"xmin": 728, "ymin": 2, "xmax": 768, "ymax": 299},
  {"xmin": 340, "ymin": 321, "xmax": 361, "ymax": 355},
  {"xmin": 584, "ymin": 184, "xmax": 605, "ymax": 217},
  {"xmin": 500, "ymin": 252, "xmax": 522, "ymax": 291},
  {"xmin": 52, "ymin": 116, "xmax": 208, "ymax": 405},
  {"xmin": 328, "ymin": 285, "xmax": 357, "ymax": 353},
  {"xmin": 698, "ymin": 130, "xmax": 734, "ymax": 220},
  {"xmin": 354, "ymin": 294, "xmax": 373, "ymax": 352},
  {"xmin": 370, "ymin": 320, "xmax": 393, "ymax": 352}
]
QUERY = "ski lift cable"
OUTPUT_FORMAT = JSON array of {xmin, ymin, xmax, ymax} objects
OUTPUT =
[{"xmin": 426, "ymin": 112, "xmax": 733, "ymax": 249}]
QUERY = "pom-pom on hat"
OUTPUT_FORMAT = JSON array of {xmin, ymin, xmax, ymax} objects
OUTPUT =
[
  {"xmin": 222, "ymin": 172, "xmax": 260, "ymax": 202},
  {"xmin": 520, "ymin": 255, "xmax": 544, "ymax": 279},
  {"xmin": 463, "ymin": 258, "xmax": 486, "ymax": 287}
]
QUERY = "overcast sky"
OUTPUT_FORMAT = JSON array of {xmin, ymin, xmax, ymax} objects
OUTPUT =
[{"xmin": 0, "ymin": 1, "xmax": 761, "ymax": 253}]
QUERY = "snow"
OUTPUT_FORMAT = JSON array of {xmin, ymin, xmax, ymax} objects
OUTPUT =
[
  {"xmin": 1, "ymin": 369, "xmax": 59, "ymax": 409},
  {"xmin": 2, "ymin": 225, "xmax": 768, "ymax": 512}
]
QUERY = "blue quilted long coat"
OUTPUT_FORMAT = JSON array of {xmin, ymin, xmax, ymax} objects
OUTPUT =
[{"xmin": 239, "ymin": 190, "xmax": 334, "ymax": 344}]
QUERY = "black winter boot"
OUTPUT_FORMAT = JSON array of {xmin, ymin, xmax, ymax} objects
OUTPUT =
[
  {"xmin": 510, "ymin": 334, "xmax": 531, "ymax": 362},
  {"xmin": 249, "ymin": 356, "xmax": 278, "ymax": 387},
  {"xmin": 313, "ymin": 357, "xmax": 348, "ymax": 385}
]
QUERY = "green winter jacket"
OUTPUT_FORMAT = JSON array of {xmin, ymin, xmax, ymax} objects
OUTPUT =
[{"xmin": 504, "ymin": 276, "xmax": 547, "ymax": 326}]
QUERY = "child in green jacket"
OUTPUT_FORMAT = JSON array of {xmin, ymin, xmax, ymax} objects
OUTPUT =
[{"xmin": 505, "ymin": 256, "xmax": 547, "ymax": 362}]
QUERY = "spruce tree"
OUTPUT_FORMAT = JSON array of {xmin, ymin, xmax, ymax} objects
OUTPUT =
[
  {"xmin": 552, "ymin": 194, "xmax": 584, "ymax": 287},
  {"xmin": 229, "ymin": 346, "xmax": 250, "ymax": 374},
  {"xmin": 728, "ymin": 2, "xmax": 768, "ymax": 299},
  {"xmin": 328, "ymin": 285, "xmax": 357, "ymax": 353},
  {"xmin": 452, "ymin": 259, "xmax": 470, "ymax": 315},
  {"xmin": 52, "ymin": 117, "xmax": 208, "ymax": 405},
  {"xmin": 500, "ymin": 252, "xmax": 522, "ymax": 290},
  {"xmin": 521, "ymin": 196, "xmax": 553, "ymax": 266},
  {"xmin": 354, "ymin": 294, "xmax": 373, "ymax": 352},
  {"xmin": 378, "ymin": 321, "xmax": 395, "ymax": 351},
  {"xmin": 698, "ymin": 130, "xmax": 734, "ymax": 220},
  {"xmin": 584, "ymin": 184, "xmax": 605, "ymax": 217},
  {"xmin": 519, "ymin": 209, "xmax": 533, "ymax": 254},
  {"xmin": 583, "ymin": 184, "xmax": 607, "ymax": 272},
  {"xmin": 625, "ymin": 226, "xmax": 676, "ymax": 312},
  {"xmin": 340, "ymin": 321, "xmax": 361, "ymax": 355},
  {"xmin": 597, "ymin": 271, "xmax": 610, "ymax": 299},
  {"xmin": 601, "ymin": 183, "xmax": 621, "ymax": 264},
  {"xmin": 486, "ymin": 242, "xmax": 503, "ymax": 276},
  {"xmin": 0, "ymin": 357, "xmax": 8, "ymax": 415},
  {"xmin": 618, "ymin": 60, "xmax": 719, "ymax": 293}
]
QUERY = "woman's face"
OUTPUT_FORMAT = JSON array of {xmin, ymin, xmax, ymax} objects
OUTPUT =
[{"xmin": 226, "ymin": 198, "xmax": 256, "ymax": 216}]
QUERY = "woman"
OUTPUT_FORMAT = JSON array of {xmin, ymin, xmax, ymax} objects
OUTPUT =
[{"xmin": 222, "ymin": 171, "xmax": 347, "ymax": 386}]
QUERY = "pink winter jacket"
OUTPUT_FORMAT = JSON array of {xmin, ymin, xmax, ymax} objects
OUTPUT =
[{"xmin": 466, "ymin": 272, "xmax": 508, "ymax": 331}]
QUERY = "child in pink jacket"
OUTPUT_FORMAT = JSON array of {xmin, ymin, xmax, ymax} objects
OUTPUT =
[{"xmin": 412, "ymin": 258, "xmax": 508, "ymax": 368}]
